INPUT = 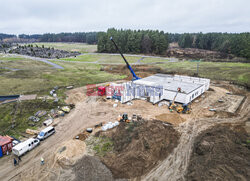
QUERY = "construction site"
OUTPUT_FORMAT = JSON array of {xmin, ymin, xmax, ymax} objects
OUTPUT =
[{"xmin": 0, "ymin": 39, "xmax": 249, "ymax": 181}]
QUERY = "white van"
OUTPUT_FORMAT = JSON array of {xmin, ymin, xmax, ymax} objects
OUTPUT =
[
  {"xmin": 12, "ymin": 138, "xmax": 40, "ymax": 156},
  {"xmin": 37, "ymin": 126, "xmax": 55, "ymax": 140}
]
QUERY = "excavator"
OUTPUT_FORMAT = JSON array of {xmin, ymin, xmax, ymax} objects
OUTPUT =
[
  {"xmin": 169, "ymin": 87, "xmax": 181, "ymax": 111},
  {"xmin": 168, "ymin": 87, "xmax": 191, "ymax": 114},
  {"xmin": 177, "ymin": 103, "xmax": 191, "ymax": 114}
]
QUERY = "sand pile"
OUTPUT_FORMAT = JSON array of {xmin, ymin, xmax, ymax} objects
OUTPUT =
[
  {"xmin": 155, "ymin": 113, "xmax": 185, "ymax": 125},
  {"xmin": 55, "ymin": 139, "xmax": 86, "ymax": 167}
]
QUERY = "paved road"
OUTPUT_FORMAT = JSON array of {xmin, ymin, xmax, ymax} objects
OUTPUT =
[
  {"xmin": 12, "ymin": 54, "xmax": 64, "ymax": 69},
  {"xmin": 51, "ymin": 53, "xmax": 178, "ymax": 65},
  {"xmin": 5, "ymin": 53, "xmax": 178, "ymax": 70}
]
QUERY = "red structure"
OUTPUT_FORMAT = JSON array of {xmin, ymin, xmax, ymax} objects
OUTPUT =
[
  {"xmin": 0, "ymin": 136, "xmax": 13, "ymax": 155},
  {"xmin": 98, "ymin": 86, "xmax": 106, "ymax": 96}
]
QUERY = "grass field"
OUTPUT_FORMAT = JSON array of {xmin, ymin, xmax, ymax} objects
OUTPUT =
[
  {"xmin": 60, "ymin": 54, "xmax": 144, "ymax": 63},
  {"xmin": 0, "ymin": 54, "xmax": 125, "ymax": 95},
  {"xmin": 158, "ymin": 61, "xmax": 250, "ymax": 86},
  {"xmin": 0, "ymin": 100, "xmax": 65, "ymax": 138},
  {"xmin": 60, "ymin": 54, "xmax": 171, "ymax": 64},
  {"xmin": 0, "ymin": 53, "xmax": 125, "ymax": 137},
  {"xmin": 27, "ymin": 42, "xmax": 97, "ymax": 53}
]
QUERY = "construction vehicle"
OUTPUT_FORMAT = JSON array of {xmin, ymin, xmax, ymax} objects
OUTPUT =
[
  {"xmin": 110, "ymin": 37, "xmax": 140, "ymax": 81},
  {"xmin": 176, "ymin": 103, "xmax": 191, "ymax": 114},
  {"xmin": 118, "ymin": 113, "xmax": 130, "ymax": 123},
  {"xmin": 169, "ymin": 87, "xmax": 181, "ymax": 111}
]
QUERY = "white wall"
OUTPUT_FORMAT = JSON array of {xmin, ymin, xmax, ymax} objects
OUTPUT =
[
  {"xmin": 186, "ymin": 84, "xmax": 206, "ymax": 103},
  {"xmin": 119, "ymin": 75, "xmax": 209, "ymax": 104}
]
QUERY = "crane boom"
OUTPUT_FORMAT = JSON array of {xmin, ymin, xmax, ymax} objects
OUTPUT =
[{"xmin": 110, "ymin": 37, "xmax": 140, "ymax": 81}]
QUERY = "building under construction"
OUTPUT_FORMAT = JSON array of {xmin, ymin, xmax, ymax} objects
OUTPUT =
[
  {"xmin": 110, "ymin": 74, "xmax": 210, "ymax": 104},
  {"xmin": 108, "ymin": 38, "xmax": 210, "ymax": 105}
]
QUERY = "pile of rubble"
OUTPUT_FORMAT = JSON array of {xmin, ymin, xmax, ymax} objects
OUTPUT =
[
  {"xmin": 166, "ymin": 47, "xmax": 248, "ymax": 62},
  {"xmin": 0, "ymin": 42, "xmax": 13, "ymax": 53},
  {"xmin": 8, "ymin": 45, "xmax": 80, "ymax": 59}
]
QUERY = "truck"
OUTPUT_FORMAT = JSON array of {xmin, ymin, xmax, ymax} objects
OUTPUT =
[{"xmin": 12, "ymin": 138, "xmax": 40, "ymax": 156}]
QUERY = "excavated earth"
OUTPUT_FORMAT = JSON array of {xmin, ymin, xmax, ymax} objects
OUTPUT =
[
  {"xmin": 1, "ymin": 79, "xmax": 249, "ymax": 181},
  {"xmin": 186, "ymin": 124, "xmax": 250, "ymax": 181},
  {"xmin": 97, "ymin": 120, "xmax": 180, "ymax": 179}
]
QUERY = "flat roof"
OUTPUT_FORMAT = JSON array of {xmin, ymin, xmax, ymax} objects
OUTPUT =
[
  {"xmin": 0, "ymin": 136, "xmax": 12, "ymax": 146},
  {"xmin": 133, "ymin": 74, "xmax": 204, "ymax": 94}
]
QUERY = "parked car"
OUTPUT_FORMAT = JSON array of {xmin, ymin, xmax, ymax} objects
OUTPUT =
[
  {"xmin": 43, "ymin": 118, "xmax": 53, "ymax": 126},
  {"xmin": 12, "ymin": 138, "xmax": 40, "ymax": 156},
  {"xmin": 37, "ymin": 126, "xmax": 55, "ymax": 140}
]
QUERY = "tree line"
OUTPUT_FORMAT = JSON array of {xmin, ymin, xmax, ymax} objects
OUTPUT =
[
  {"xmin": 0, "ymin": 33, "xmax": 16, "ymax": 41},
  {"xmin": 38, "ymin": 32, "xmax": 97, "ymax": 44},
  {"xmin": 1, "ymin": 31, "xmax": 249, "ymax": 58},
  {"xmin": 175, "ymin": 33, "xmax": 250, "ymax": 59},
  {"xmin": 0, "ymin": 32, "xmax": 98, "ymax": 44},
  {"xmin": 97, "ymin": 28, "xmax": 168, "ymax": 55}
]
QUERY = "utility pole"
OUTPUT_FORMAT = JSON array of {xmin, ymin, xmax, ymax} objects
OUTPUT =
[{"xmin": 197, "ymin": 61, "xmax": 200, "ymax": 76}]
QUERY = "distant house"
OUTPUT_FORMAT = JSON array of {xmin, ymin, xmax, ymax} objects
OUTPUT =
[{"xmin": 0, "ymin": 136, "xmax": 13, "ymax": 157}]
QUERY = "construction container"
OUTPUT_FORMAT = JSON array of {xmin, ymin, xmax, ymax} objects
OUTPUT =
[
  {"xmin": 0, "ymin": 136, "xmax": 13, "ymax": 155},
  {"xmin": 98, "ymin": 86, "xmax": 106, "ymax": 96}
]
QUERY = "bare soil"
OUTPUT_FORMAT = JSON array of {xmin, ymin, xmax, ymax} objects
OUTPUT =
[
  {"xmin": 166, "ymin": 43, "xmax": 248, "ymax": 63},
  {"xmin": 74, "ymin": 156, "xmax": 114, "ymax": 181},
  {"xmin": 99, "ymin": 119, "xmax": 180, "ymax": 179},
  {"xmin": 155, "ymin": 113, "xmax": 185, "ymax": 125},
  {"xmin": 0, "ymin": 80, "xmax": 249, "ymax": 181},
  {"xmin": 142, "ymin": 85, "xmax": 249, "ymax": 181},
  {"xmin": 186, "ymin": 124, "xmax": 250, "ymax": 181}
]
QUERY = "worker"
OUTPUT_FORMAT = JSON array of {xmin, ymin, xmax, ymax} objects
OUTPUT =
[
  {"xmin": 18, "ymin": 156, "xmax": 21, "ymax": 162},
  {"xmin": 41, "ymin": 157, "xmax": 44, "ymax": 165},
  {"xmin": 13, "ymin": 158, "xmax": 17, "ymax": 166}
]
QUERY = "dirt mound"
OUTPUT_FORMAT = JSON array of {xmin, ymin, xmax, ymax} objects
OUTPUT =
[
  {"xmin": 55, "ymin": 140, "xmax": 86, "ymax": 167},
  {"xmin": 99, "ymin": 120, "xmax": 180, "ymax": 179},
  {"xmin": 166, "ymin": 45, "xmax": 248, "ymax": 63},
  {"xmin": 74, "ymin": 155, "xmax": 114, "ymax": 181},
  {"xmin": 186, "ymin": 124, "xmax": 250, "ymax": 181},
  {"xmin": 9, "ymin": 46, "xmax": 80, "ymax": 59},
  {"xmin": 65, "ymin": 87, "xmax": 87, "ymax": 105},
  {"xmin": 155, "ymin": 113, "xmax": 185, "ymax": 125}
]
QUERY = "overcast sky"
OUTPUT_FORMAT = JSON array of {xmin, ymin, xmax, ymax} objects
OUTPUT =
[{"xmin": 1, "ymin": 0, "xmax": 249, "ymax": 35}]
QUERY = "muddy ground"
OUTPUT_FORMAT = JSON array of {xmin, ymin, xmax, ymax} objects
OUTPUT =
[{"xmin": 186, "ymin": 124, "xmax": 250, "ymax": 181}]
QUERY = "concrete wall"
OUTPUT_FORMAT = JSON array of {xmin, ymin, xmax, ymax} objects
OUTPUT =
[
  {"xmin": 118, "ymin": 75, "xmax": 209, "ymax": 104},
  {"xmin": 186, "ymin": 84, "xmax": 206, "ymax": 103}
]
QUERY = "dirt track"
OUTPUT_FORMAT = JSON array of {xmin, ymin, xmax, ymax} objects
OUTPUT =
[
  {"xmin": 141, "ymin": 86, "xmax": 249, "ymax": 181},
  {"xmin": 0, "ymin": 82, "xmax": 249, "ymax": 181}
]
